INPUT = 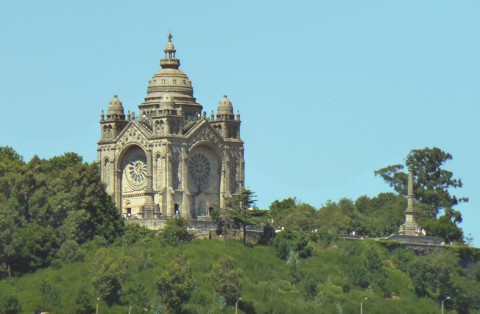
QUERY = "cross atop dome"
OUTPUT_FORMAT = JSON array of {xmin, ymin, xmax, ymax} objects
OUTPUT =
[{"xmin": 161, "ymin": 33, "xmax": 180, "ymax": 69}]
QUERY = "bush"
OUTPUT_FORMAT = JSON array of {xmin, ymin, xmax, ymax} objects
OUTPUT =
[
  {"xmin": 160, "ymin": 217, "xmax": 194, "ymax": 246},
  {"xmin": 156, "ymin": 255, "xmax": 195, "ymax": 312},
  {"xmin": 273, "ymin": 236, "xmax": 290, "ymax": 261},
  {"xmin": 91, "ymin": 248, "xmax": 124, "ymax": 305},
  {"xmin": 123, "ymin": 224, "xmax": 154, "ymax": 246},
  {"xmin": 57, "ymin": 240, "xmax": 84, "ymax": 263},
  {"xmin": 0, "ymin": 294, "xmax": 21, "ymax": 314},
  {"xmin": 75, "ymin": 287, "xmax": 95, "ymax": 314},
  {"xmin": 293, "ymin": 234, "xmax": 312, "ymax": 259},
  {"xmin": 211, "ymin": 256, "xmax": 243, "ymax": 305}
]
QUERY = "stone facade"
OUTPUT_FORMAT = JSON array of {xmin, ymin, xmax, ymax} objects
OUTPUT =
[{"xmin": 97, "ymin": 34, "xmax": 244, "ymax": 220}]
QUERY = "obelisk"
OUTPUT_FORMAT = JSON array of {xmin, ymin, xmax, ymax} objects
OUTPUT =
[{"xmin": 399, "ymin": 169, "xmax": 420, "ymax": 236}]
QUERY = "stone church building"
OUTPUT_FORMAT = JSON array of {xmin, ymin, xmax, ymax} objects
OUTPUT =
[{"xmin": 97, "ymin": 34, "xmax": 244, "ymax": 220}]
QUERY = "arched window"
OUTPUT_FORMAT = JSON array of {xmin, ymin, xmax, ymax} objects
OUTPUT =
[
  {"xmin": 156, "ymin": 120, "xmax": 165, "ymax": 134},
  {"xmin": 103, "ymin": 157, "xmax": 109, "ymax": 182}
]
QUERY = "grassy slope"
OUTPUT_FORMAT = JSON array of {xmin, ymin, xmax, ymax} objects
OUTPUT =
[{"xmin": 0, "ymin": 238, "xmax": 444, "ymax": 313}]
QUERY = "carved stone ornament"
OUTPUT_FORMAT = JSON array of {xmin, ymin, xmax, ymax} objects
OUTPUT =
[
  {"xmin": 125, "ymin": 154, "xmax": 147, "ymax": 189},
  {"xmin": 188, "ymin": 153, "xmax": 211, "ymax": 184}
]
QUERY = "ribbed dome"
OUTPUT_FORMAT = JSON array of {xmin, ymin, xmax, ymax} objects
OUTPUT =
[
  {"xmin": 217, "ymin": 95, "xmax": 234, "ymax": 116},
  {"xmin": 107, "ymin": 95, "xmax": 124, "ymax": 115},
  {"xmin": 146, "ymin": 68, "xmax": 193, "ymax": 99}
]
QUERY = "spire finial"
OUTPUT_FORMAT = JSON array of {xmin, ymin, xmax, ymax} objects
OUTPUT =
[{"xmin": 161, "ymin": 33, "xmax": 180, "ymax": 69}]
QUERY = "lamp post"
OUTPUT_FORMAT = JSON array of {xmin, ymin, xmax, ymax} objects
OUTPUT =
[
  {"xmin": 360, "ymin": 297, "xmax": 367, "ymax": 314},
  {"xmin": 96, "ymin": 297, "xmax": 99, "ymax": 314},
  {"xmin": 441, "ymin": 296, "xmax": 450, "ymax": 314},
  {"xmin": 235, "ymin": 297, "xmax": 242, "ymax": 314}
]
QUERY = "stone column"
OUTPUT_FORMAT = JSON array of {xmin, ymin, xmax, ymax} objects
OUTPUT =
[
  {"xmin": 180, "ymin": 147, "xmax": 191, "ymax": 218},
  {"xmin": 166, "ymin": 150, "xmax": 174, "ymax": 216},
  {"xmin": 407, "ymin": 169, "xmax": 414, "ymax": 211},
  {"xmin": 224, "ymin": 157, "xmax": 231, "ymax": 197},
  {"xmin": 222, "ymin": 124, "xmax": 228, "ymax": 139},
  {"xmin": 114, "ymin": 169, "xmax": 122, "ymax": 213},
  {"xmin": 400, "ymin": 169, "xmax": 419, "ymax": 236},
  {"xmin": 220, "ymin": 154, "xmax": 226, "ymax": 208},
  {"xmin": 143, "ymin": 150, "xmax": 155, "ymax": 219},
  {"xmin": 239, "ymin": 155, "xmax": 245, "ymax": 190}
]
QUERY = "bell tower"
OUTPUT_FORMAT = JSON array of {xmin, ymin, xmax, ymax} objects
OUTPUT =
[
  {"xmin": 211, "ymin": 95, "xmax": 241, "ymax": 139},
  {"xmin": 100, "ymin": 95, "xmax": 128, "ymax": 141}
]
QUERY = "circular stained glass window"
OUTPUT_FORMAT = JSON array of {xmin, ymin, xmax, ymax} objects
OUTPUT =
[
  {"xmin": 126, "ymin": 155, "xmax": 147, "ymax": 185},
  {"xmin": 188, "ymin": 153, "xmax": 211, "ymax": 184}
]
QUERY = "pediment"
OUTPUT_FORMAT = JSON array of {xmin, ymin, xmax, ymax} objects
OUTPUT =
[
  {"xmin": 185, "ymin": 120, "xmax": 223, "ymax": 147},
  {"xmin": 116, "ymin": 121, "xmax": 152, "ymax": 149}
]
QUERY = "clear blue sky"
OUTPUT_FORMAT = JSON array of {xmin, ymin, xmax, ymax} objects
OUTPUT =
[{"xmin": 1, "ymin": 1, "xmax": 479, "ymax": 246}]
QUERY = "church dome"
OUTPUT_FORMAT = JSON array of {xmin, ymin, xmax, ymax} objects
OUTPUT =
[
  {"xmin": 107, "ymin": 95, "xmax": 124, "ymax": 115},
  {"xmin": 144, "ymin": 34, "xmax": 194, "ymax": 101},
  {"xmin": 217, "ymin": 95, "xmax": 234, "ymax": 116},
  {"xmin": 139, "ymin": 34, "xmax": 203, "ymax": 121},
  {"xmin": 146, "ymin": 68, "xmax": 193, "ymax": 98}
]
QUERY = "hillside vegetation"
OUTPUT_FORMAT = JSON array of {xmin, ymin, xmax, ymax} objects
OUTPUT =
[
  {"xmin": 1, "ymin": 227, "xmax": 478, "ymax": 313},
  {"xmin": 1, "ymin": 146, "xmax": 480, "ymax": 313}
]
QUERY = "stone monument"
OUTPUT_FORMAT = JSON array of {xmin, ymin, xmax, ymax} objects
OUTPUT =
[{"xmin": 398, "ymin": 169, "xmax": 420, "ymax": 236}]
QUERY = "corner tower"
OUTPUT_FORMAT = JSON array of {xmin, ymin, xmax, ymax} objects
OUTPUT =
[{"xmin": 97, "ymin": 34, "xmax": 245, "ymax": 222}]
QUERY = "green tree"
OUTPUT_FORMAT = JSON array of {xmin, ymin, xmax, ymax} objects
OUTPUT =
[
  {"xmin": 317, "ymin": 200, "xmax": 351, "ymax": 236},
  {"xmin": 273, "ymin": 235, "xmax": 290, "ymax": 261},
  {"xmin": 0, "ymin": 148, "xmax": 124, "ymax": 274},
  {"xmin": 57, "ymin": 239, "xmax": 84, "ymax": 263},
  {"xmin": 284, "ymin": 203, "xmax": 318, "ymax": 233},
  {"xmin": 229, "ymin": 189, "xmax": 265, "ymax": 245},
  {"xmin": 351, "ymin": 193, "xmax": 405, "ymax": 237},
  {"xmin": 301, "ymin": 275, "xmax": 317, "ymax": 300},
  {"xmin": 91, "ymin": 248, "xmax": 124, "ymax": 305},
  {"xmin": 124, "ymin": 283, "xmax": 149, "ymax": 312},
  {"xmin": 75, "ymin": 287, "xmax": 95, "ymax": 314},
  {"xmin": 375, "ymin": 147, "xmax": 467, "ymax": 242},
  {"xmin": 406, "ymin": 250, "xmax": 461, "ymax": 299},
  {"xmin": 210, "ymin": 256, "xmax": 243, "ymax": 305},
  {"xmin": 156, "ymin": 255, "xmax": 195, "ymax": 313},
  {"xmin": 268, "ymin": 197, "xmax": 297, "ymax": 227},
  {"xmin": 293, "ymin": 233, "xmax": 312, "ymax": 259},
  {"xmin": 35, "ymin": 280, "xmax": 61, "ymax": 312},
  {"xmin": 210, "ymin": 206, "xmax": 233, "ymax": 240}
]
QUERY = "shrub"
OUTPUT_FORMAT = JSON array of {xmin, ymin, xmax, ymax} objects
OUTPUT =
[
  {"xmin": 0, "ymin": 294, "xmax": 22, "ymax": 314},
  {"xmin": 160, "ymin": 217, "xmax": 194, "ymax": 246}
]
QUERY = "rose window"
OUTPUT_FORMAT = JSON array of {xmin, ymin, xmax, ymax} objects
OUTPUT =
[
  {"xmin": 126, "ymin": 156, "xmax": 147, "ymax": 185},
  {"xmin": 188, "ymin": 153, "xmax": 211, "ymax": 184}
]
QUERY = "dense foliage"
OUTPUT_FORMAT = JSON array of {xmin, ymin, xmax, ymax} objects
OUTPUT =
[
  {"xmin": 375, "ymin": 147, "xmax": 467, "ymax": 242},
  {"xmin": 0, "ymin": 146, "xmax": 478, "ymax": 313},
  {"xmin": 269, "ymin": 193, "xmax": 405, "ymax": 240},
  {"xmin": 0, "ymin": 147, "xmax": 124, "ymax": 275},
  {"xmin": 1, "ymin": 226, "xmax": 479, "ymax": 313}
]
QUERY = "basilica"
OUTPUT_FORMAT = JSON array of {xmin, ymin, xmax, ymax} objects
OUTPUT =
[{"xmin": 97, "ymin": 34, "xmax": 245, "ymax": 220}]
